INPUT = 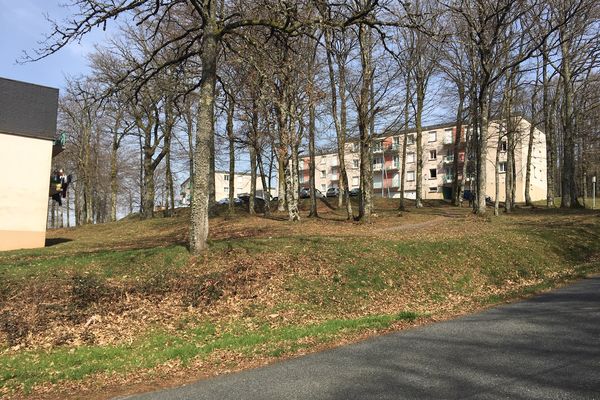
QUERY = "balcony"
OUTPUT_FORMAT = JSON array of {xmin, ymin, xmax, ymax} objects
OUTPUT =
[
  {"xmin": 443, "ymin": 133, "xmax": 454, "ymax": 145},
  {"xmin": 373, "ymin": 164, "xmax": 383, "ymax": 171},
  {"xmin": 373, "ymin": 144, "xmax": 384, "ymax": 153},
  {"xmin": 443, "ymin": 174, "xmax": 454, "ymax": 184},
  {"xmin": 443, "ymin": 155, "xmax": 454, "ymax": 164}
]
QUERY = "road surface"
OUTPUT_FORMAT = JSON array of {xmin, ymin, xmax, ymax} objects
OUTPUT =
[{"xmin": 119, "ymin": 276, "xmax": 600, "ymax": 400}]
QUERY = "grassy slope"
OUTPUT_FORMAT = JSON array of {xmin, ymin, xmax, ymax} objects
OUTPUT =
[{"xmin": 1, "ymin": 200, "xmax": 599, "ymax": 398}]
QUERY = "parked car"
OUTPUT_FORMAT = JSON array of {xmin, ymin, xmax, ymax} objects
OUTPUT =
[
  {"xmin": 326, "ymin": 187, "xmax": 340, "ymax": 197},
  {"xmin": 299, "ymin": 187, "xmax": 310, "ymax": 199},
  {"xmin": 217, "ymin": 197, "xmax": 242, "ymax": 205},
  {"xmin": 299, "ymin": 188, "xmax": 325, "ymax": 199},
  {"xmin": 349, "ymin": 188, "xmax": 361, "ymax": 197}
]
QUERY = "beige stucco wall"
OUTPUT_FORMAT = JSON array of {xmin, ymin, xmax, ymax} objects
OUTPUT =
[
  {"xmin": 484, "ymin": 119, "xmax": 547, "ymax": 203},
  {"xmin": 214, "ymin": 172, "xmax": 277, "ymax": 201},
  {"xmin": 0, "ymin": 133, "xmax": 52, "ymax": 251}
]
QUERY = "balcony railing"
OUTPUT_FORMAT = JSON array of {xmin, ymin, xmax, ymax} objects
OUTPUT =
[
  {"xmin": 373, "ymin": 164, "xmax": 383, "ymax": 171},
  {"xmin": 373, "ymin": 144, "xmax": 384, "ymax": 153},
  {"xmin": 443, "ymin": 174, "xmax": 454, "ymax": 184},
  {"xmin": 443, "ymin": 155, "xmax": 454, "ymax": 164}
]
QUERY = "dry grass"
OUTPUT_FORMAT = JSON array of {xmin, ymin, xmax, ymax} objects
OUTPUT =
[{"xmin": 1, "ymin": 199, "xmax": 599, "ymax": 399}]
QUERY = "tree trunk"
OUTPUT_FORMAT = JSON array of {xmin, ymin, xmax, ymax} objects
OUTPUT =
[
  {"xmin": 476, "ymin": 92, "xmax": 489, "ymax": 215},
  {"xmin": 142, "ymin": 134, "xmax": 155, "ymax": 219},
  {"xmin": 256, "ymin": 150, "xmax": 271, "ymax": 216},
  {"xmin": 308, "ymin": 69, "xmax": 318, "ymax": 218},
  {"xmin": 559, "ymin": 28, "xmax": 578, "ymax": 208},
  {"xmin": 542, "ymin": 43, "xmax": 555, "ymax": 208},
  {"xmin": 494, "ymin": 130, "xmax": 502, "ymax": 216},
  {"xmin": 286, "ymin": 119, "xmax": 300, "ymax": 221},
  {"xmin": 399, "ymin": 76, "xmax": 410, "ymax": 211},
  {"xmin": 358, "ymin": 24, "xmax": 373, "ymax": 222},
  {"xmin": 452, "ymin": 89, "xmax": 465, "ymax": 206},
  {"xmin": 277, "ymin": 150, "xmax": 287, "ymax": 212},
  {"xmin": 324, "ymin": 30, "xmax": 351, "ymax": 219},
  {"xmin": 415, "ymin": 82, "xmax": 425, "ymax": 209},
  {"xmin": 524, "ymin": 119, "xmax": 535, "ymax": 206},
  {"xmin": 109, "ymin": 130, "xmax": 119, "ymax": 222},
  {"xmin": 189, "ymin": 21, "xmax": 218, "ymax": 253},
  {"xmin": 165, "ymin": 133, "xmax": 174, "ymax": 216},
  {"xmin": 227, "ymin": 98, "xmax": 235, "ymax": 216},
  {"xmin": 249, "ymin": 145, "xmax": 257, "ymax": 216}
]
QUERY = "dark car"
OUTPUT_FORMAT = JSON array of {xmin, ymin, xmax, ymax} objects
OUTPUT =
[
  {"xmin": 326, "ymin": 187, "xmax": 340, "ymax": 197},
  {"xmin": 299, "ymin": 188, "xmax": 324, "ymax": 198},
  {"xmin": 299, "ymin": 187, "xmax": 310, "ymax": 199},
  {"xmin": 349, "ymin": 188, "xmax": 361, "ymax": 197}
]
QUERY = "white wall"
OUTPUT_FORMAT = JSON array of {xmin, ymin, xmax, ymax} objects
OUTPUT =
[{"xmin": 0, "ymin": 133, "xmax": 52, "ymax": 250}]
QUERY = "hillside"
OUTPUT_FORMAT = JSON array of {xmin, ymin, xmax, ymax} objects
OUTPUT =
[{"xmin": 1, "ymin": 200, "xmax": 599, "ymax": 399}]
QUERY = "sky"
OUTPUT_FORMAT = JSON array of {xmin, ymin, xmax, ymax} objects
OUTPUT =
[{"xmin": 0, "ymin": 0, "xmax": 109, "ymax": 90}]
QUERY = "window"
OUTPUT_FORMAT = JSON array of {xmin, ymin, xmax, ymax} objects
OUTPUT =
[
  {"xmin": 373, "ymin": 156, "xmax": 383, "ymax": 166},
  {"xmin": 393, "ymin": 155, "xmax": 400, "ymax": 168},
  {"xmin": 299, "ymin": 174, "xmax": 305, "ymax": 184},
  {"xmin": 321, "ymin": 170, "xmax": 326, "ymax": 178},
  {"xmin": 429, "ymin": 150, "xmax": 437, "ymax": 160},
  {"xmin": 353, "ymin": 159, "xmax": 359, "ymax": 169},
  {"xmin": 320, "ymin": 157, "xmax": 326, "ymax": 165},
  {"xmin": 224, "ymin": 187, "xmax": 229, "ymax": 193},
  {"xmin": 407, "ymin": 135, "xmax": 415, "ymax": 145},
  {"xmin": 393, "ymin": 136, "xmax": 400, "ymax": 147},
  {"xmin": 352, "ymin": 143, "xmax": 359, "ymax": 152},
  {"xmin": 444, "ymin": 129, "xmax": 453, "ymax": 144},
  {"xmin": 352, "ymin": 176, "xmax": 359, "ymax": 187},
  {"xmin": 429, "ymin": 186, "xmax": 438, "ymax": 193},
  {"xmin": 500, "ymin": 141, "xmax": 508, "ymax": 152},
  {"xmin": 224, "ymin": 174, "xmax": 229, "ymax": 181},
  {"xmin": 407, "ymin": 171, "xmax": 415, "ymax": 181},
  {"xmin": 428, "ymin": 131, "xmax": 437, "ymax": 142},
  {"xmin": 321, "ymin": 184, "xmax": 326, "ymax": 192},
  {"xmin": 407, "ymin": 152, "xmax": 415, "ymax": 163},
  {"xmin": 430, "ymin": 168, "xmax": 437, "ymax": 179},
  {"xmin": 299, "ymin": 160, "xmax": 305, "ymax": 170},
  {"xmin": 499, "ymin": 162, "xmax": 507, "ymax": 173},
  {"xmin": 447, "ymin": 148, "xmax": 454, "ymax": 157}
]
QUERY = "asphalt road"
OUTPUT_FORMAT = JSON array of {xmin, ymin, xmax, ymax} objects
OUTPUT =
[{"xmin": 120, "ymin": 276, "xmax": 600, "ymax": 400}]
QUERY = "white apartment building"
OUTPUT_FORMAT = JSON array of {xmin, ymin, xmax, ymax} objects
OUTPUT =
[
  {"xmin": 180, "ymin": 171, "xmax": 278, "ymax": 205},
  {"xmin": 300, "ymin": 118, "xmax": 547, "ymax": 203}
]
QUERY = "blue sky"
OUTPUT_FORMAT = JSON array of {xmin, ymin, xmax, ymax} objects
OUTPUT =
[{"xmin": 0, "ymin": 0, "xmax": 109, "ymax": 90}]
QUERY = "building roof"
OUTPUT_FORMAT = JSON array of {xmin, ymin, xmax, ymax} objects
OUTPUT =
[{"xmin": 0, "ymin": 77, "xmax": 59, "ymax": 141}]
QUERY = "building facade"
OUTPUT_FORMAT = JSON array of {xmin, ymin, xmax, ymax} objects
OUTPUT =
[
  {"xmin": 0, "ymin": 78, "xmax": 59, "ymax": 251},
  {"xmin": 180, "ymin": 172, "xmax": 278, "ymax": 205},
  {"xmin": 300, "ymin": 118, "xmax": 547, "ymax": 203}
]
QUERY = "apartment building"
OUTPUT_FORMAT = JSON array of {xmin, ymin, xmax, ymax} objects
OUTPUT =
[
  {"xmin": 300, "ymin": 117, "xmax": 547, "ymax": 203},
  {"xmin": 179, "ymin": 171, "xmax": 278, "ymax": 205},
  {"xmin": 0, "ymin": 77, "xmax": 60, "ymax": 251}
]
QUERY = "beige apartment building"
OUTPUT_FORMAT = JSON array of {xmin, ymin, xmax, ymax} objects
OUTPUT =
[
  {"xmin": 180, "ymin": 171, "xmax": 278, "ymax": 205},
  {"xmin": 300, "ymin": 117, "xmax": 547, "ymax": 203},
  {"xmin": 0, "ymin": 78, "xmax": 60, "ymax": 251}
]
